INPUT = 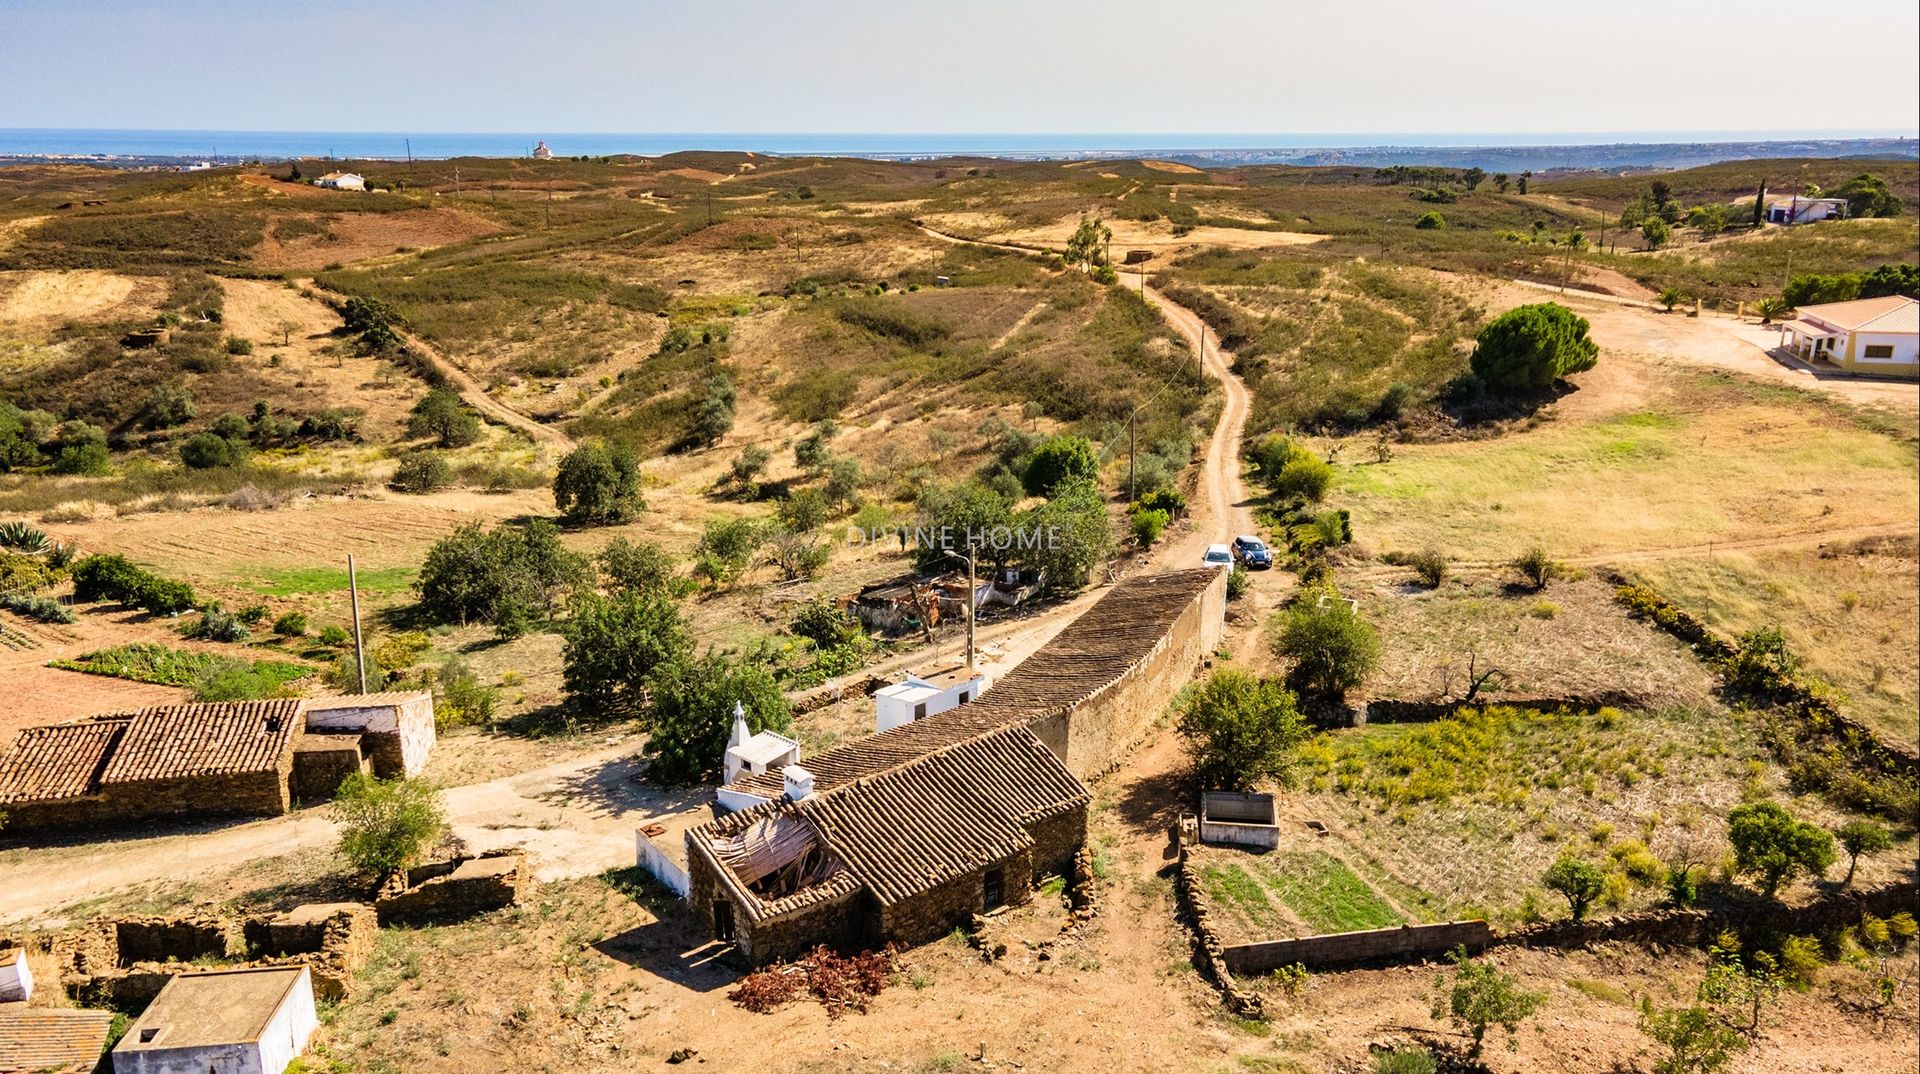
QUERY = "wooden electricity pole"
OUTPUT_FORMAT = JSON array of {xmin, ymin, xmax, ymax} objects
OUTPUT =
[{"xmin": 347, "ymin": 554, "xmax": 368, "ymax": 694}]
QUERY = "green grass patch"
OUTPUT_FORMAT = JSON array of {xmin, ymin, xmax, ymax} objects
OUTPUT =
[
  {"xmin": 243, "ymin": 565, "xmax": 416, "ymax": 597},
  {"xmin": 52, "ymin": 642, "xmax": 313, "ymax": 697},
  {"xmin": 1258, "ymin": 851, "xmax": 1404, "ymax": 934}
]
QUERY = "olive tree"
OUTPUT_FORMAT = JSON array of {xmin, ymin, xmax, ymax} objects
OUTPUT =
[
  {"xmin": 1728, "ymin": 801, "xmax": 1835, "ymax": 897},
  {"xmin": 332, "ymin": 773, "xmax": 446, "ymax": 881},
  {"xmin": 1175, "ymin": 669, "xmax": 1308, "ymax": 792}
]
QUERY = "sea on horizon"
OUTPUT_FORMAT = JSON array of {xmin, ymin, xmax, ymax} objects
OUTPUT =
[{"xmin": 2, "ymin": 127, "xmax": 1914, "ymax": 162}]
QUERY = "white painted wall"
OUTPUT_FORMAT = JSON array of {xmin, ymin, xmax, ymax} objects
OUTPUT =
[
  {"xmin": 873, "ymin": 671, "xmax": 989, "ymax": 732},
  {"xmin": 636, "ymin": 831, "xmax": 691, "ymax": 897},
  {"xmin": 0, "ymin": 948, "xmax": 31, "ymax": 1001},
  {"xmin": 305, "ymin": 696, "xmax": 436, "ymax": 776}
]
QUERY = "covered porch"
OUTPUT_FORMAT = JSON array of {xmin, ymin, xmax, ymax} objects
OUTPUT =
[{"xmin": 1775, "ymin": 318, "xmax": 1844, "ymax": 366}]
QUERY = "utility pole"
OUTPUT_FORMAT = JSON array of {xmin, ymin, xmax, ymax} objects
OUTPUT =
[
  {"xmin": 405, "ymin": 137, "xmax": 412, "ymax": 167},
  {"xmin": 964, "ymin": 549, "xmax": 977, "ymax": 674},
  {"xmin": 347, "ymin": 554, "xmax": 368, "ymax": 694},
  {"xmin": 1127, "ymin": 407, "xmax": 1138, "ymax": 503},
  {"xmin": 545, "ymin": 178, "xmax": 552, "ymax": 229}
]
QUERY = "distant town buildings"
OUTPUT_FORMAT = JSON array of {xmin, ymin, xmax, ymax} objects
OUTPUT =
[{"xmin": 532, "ymin": 140, "xmax": 554, "ymax": 160}]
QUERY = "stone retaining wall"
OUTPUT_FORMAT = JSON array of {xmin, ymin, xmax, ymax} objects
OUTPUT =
[
  {"xmin": 1498, "ymin": 881, "xmax": 1919, "ymax": 952},
  {"xmin": 1223, "ymin": 920, "xmax": 1492, "ymax": 976}
]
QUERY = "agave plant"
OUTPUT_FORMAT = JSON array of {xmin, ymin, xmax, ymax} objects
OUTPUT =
[
  {"xmin": 1756, "ymin": 297, "xmax": 1792, "ymax": 325},
  {"xmin": 0, "ymin": 521, "xmax": 51, "ymax": 555}
]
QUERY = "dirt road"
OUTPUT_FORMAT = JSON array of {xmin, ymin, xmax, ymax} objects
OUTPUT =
[
  {"xmin": 916, "ymin": 225, "xmax": 1256, "ymax": 563},
  {"xmin": 296, "ymin": 277, "xmax": 574, "ymax": 450},
  {"xmin": 0, "ymin": 740, "xmax": 655, "ymax": 926}
]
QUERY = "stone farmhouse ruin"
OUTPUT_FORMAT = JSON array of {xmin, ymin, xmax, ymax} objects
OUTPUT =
[
  {"xmin": 0, "ymin": 693, "xmax": 434, "ymax": 832},
  {"xmin": 681, "ymin": 567, "xmax": 1227, "ymax": 964}
]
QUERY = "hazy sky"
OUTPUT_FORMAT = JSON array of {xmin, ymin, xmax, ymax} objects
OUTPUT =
[{"xmin": 4, "ymin": 0, "xmax": 1917, "ymax": 135}]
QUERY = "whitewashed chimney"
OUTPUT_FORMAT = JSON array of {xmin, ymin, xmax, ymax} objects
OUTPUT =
[{"xmin": 783, "ymin": 764, "xmax": 816, "ymax": 802}]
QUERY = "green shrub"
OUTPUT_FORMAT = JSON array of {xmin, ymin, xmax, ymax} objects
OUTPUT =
[
  {"xmin": 391, "ymin": 452, "xmax": 451, "ymax": 493},
  {"xmin": 1225, "ymin": 563, "xmax": 1250, "ymax": 601},
  {"xmin": 1470, "ymin": 303, "xmax": 1598, "ymax": 393},
  {"xmin": 1511, "ymin": 546, "xmax": 1568, "ymax": 590},
  {"xmin": 225, "ymin": 336, "xmax": 254, "ymax": 355},
  {"xmin": 430, "ymin": 659, "xmax": 496, "ymax": 729},
  {"xmin": 272, "ymin": 610, "xmax": 309, "ymax": 637},
  {"xmin": 1274, "ymin": 585, "xmax": 1380, "ymax": 704},
  {"xmin": 1542, "ymin": 855, "xmax": 1605, "ymax": 921},
  {"xmin": 1406, "ymin": 549, "xmax": 1448, "ymax": 588},
  {"xmin": 1129, "ymin": 507, "xmax": 1168, "ymax": 547},
  {"xmin": 1728, "ymin": 801, "xmax": 1835, "ymax": 897},
  {"xmin": 1415, "ymin": 211, "xmax": 1446, "ymax": 230},
  {"xmin": 332, "ymin": 773, "xmax": 446, "ymax": 880},
  {"xmin": 0, "ymin": 591, "xmax": 76, "ymax": 623},
  {"xmin": 318, "ymin": 624, "xmax": 351, "ymax": 647},
  {"xmin": 407, "ymin": 387, "xmax": 481, "ymax": 448},
  {"xmin": 1022, "ymin": 435, "xmax": 1101, "ymax": 497},
  {"xmin": 180, "ymin": 431, "xmax": 247, "ymax": 469},
  {"xmin": 184, "ymin": 608, "xmax": 249, "ymax": 642},
  {"xmin": 1274, "ymin": 453, "xmax": 1333, "ymax": 503}
]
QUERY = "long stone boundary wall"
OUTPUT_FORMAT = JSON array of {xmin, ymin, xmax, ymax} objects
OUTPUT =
[
  {"xmin": 1498, "ymin": 881, "xmax": 1919, "ymax": 952},
  {"xmin": 1607, "ymin": 571, "xmax": 1918, "ymax": 777},
  {"xmin": 1223, "ymin": 920, "xmax": 1493, "ymax": 976}
]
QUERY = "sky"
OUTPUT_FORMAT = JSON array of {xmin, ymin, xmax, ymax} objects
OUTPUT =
[{"xmin": 4, "ymin": 0, "xmax": 1918, "ymax": 136}]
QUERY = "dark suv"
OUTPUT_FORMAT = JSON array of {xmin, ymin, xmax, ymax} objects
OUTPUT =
[{"xmin": 1231, "ymin": 535, "xmax": 1272, "ymax": 569}]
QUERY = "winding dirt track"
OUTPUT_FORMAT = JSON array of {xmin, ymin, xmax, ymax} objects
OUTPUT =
[
  {"xmin": 915, "ymin": 224, "xmax": 1254, "ymax": 561},
  {"xmin": 398, "ymin": 327, "xmax": 576, "ymax": 450}
]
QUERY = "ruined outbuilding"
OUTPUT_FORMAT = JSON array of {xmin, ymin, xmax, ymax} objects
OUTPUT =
[
  {"xmin": 0, "ymin": 695, "xmax": 435, "ymax": 833},
  {"xmin": 685, "ymin": 569, "xmax": 1226, "ymax": 964}
]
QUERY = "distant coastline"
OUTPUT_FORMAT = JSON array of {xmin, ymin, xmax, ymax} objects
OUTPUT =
[{"xmin": 2, "ymin": 128, "xmax": 1915, "ymax": 172}]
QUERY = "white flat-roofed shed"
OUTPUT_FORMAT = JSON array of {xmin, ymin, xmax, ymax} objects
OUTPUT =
[
  {"xmin": 874, "ymin": 665, "xmax": 990, "ymax": 733},
  {"xmin": 112, "ymin": 965, "xmax": 317, "ymax": 1074},
  {"xmin": 304, "ymin": 692, "xmax": 436, "ymax": 777}
]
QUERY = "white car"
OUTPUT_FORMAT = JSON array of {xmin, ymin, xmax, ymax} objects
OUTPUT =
[{"xmin": 1201, "ymin": 544, "xmax": 1234, "ymax": 570}]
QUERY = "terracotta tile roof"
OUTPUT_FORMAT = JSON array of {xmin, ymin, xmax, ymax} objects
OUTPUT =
[
  {"xmin": 694, "ymin": 726, "xmax": 1087, "ymax": 912},
  {"xmin": 727, "ymin": 569, "xmax": 1219, "ymax": 800},
  {"xmin": 1798, "ymin": 294, "xmax": 1919, "ymax": 333},
  {"xmin": 307, "ymin": 691, "xmax": 431, "ymax": 708},
  {"xmin": 0, "ymin": 1008, "xmax": 115, "ymax": 1074},
  {"xmin": 802, "ymin": 727, "xmax": 1088, "ymax": 907},
  {"xmin": 0, "ymin": 718, "xmax": 129, "ymax": 804},
  {"xmin": 98, "ymin": 699, "xmax": 304, "ymax": 785}
]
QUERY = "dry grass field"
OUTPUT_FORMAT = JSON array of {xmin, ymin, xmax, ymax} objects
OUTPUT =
[{"xmin": 0, "ymin": 152, "xmax": 1914, "ymax": 1074}]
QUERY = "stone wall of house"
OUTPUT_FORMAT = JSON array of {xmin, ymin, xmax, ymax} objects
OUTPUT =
[
  {"xmin": 101, "ymin": 768, "xmax": 291, "ymax": 823},
  {"xmin": 304, "ymin": 696, "xmax": 436, "ymax": 778},
  {"xmin": 1027, "ymin": 804, "xmax": 1089, "ymax": 882},
  {"xmin": 741, "ymin": 891, "xmax": 870, "ymax": 966},
  {"xmin": 882, "ymin": 845, "xmax": 1036, "ymax": 949},
  {"xmin": 1033, "ymin": 568, "xmax": 1227, "ymax": 780},
  {"xmin": 290, "ymin": 738, "xmax": 367, "ymax": 804}
]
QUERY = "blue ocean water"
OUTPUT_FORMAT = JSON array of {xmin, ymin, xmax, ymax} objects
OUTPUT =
[{"xmin": 2, "ymin": 128, "xmax": 1911, "ymax": 161}]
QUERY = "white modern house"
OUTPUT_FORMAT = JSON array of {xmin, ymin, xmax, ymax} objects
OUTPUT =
[
  {"xmin": 874, "ymin": 665, "xmax": 990, "ymax": 733},
  {"xmin": 311, "ymin": 172, "xmax": 366, "ymax": 191},
  {"xmin": 1764, "ymin": 195, "xmax": 1846, "ymax": 224},
  {"xmin": 1777, "ymin": 295, "xmax": 1919, "ymax": 378},
  {"xmin": 533, "ymin": 140, "xmax": 554, "ymax": 160},
  {"xmin": 717, "ymin": 703, "xmax": 801, "ymax": 811},
  {"xmin": 113, "ymin": 966, "xmax": 317, "ymax": 1074}
]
